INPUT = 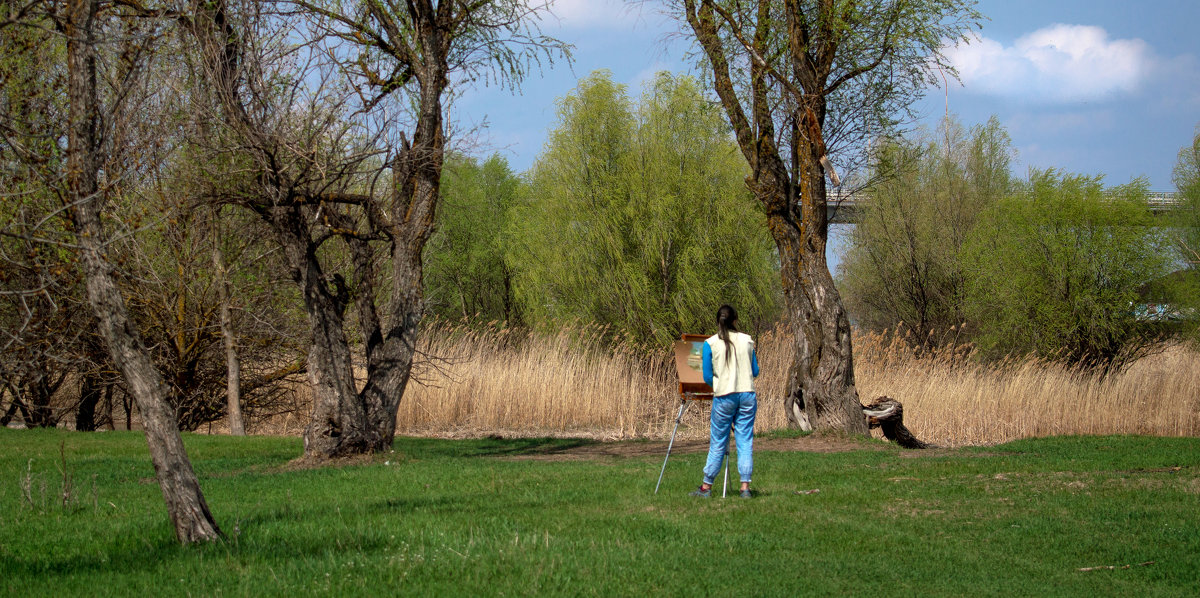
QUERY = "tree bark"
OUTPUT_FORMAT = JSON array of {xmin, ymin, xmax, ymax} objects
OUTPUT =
[
  {"xmin": 1, "ymin": 385, "xmax": 21, "ymax": 426},
  {"xmin": 777, "ymin": 136, "xmax": 866, "ymax": 434},
  {"xmin": 355, "ymin": 51, "xmax": 446, "ymax": 452},
  {"xmin": 65, "ymin": 0, "xmax": 221, "ymax": 543},
  {"xmin": 211, "ymin": 241, "xmax": 244, "ymax": 436},
  {"xmin": 279, "ymin": 214, "xmax": 378, "ymax": 457}
]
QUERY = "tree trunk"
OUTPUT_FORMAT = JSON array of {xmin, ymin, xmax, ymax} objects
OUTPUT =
[
  {"xmin": 1, "ymin": 392, "xmax": 20, "ymax": 427},
  {"xmin": 99, "ymin": 383, "xmax": 114, "ymax": 430},
  {"xmin": 273, "ymin": 214, "xmax": 376, "ymax": 458},
  {"xmin": 13, "ymin": 395, "xmax": 33, "ymax": 428},
  {"xmin": 212, "ymin": 242, "xmax": 244, "ymax": 436},
  {"xmin": 121, "ymin": 388, "xmax": 133, "ymax": 431},
  {"xmin": 24, "ymin": 373, "xmax": 60, "ymax": 428},
  {"xmin": 775, "ymin": 158, "xmax": 867, "ymax": 435},
  {"xmin": 76, "ymin": 372, "xmax": 102, "ymax": 432},
  {"xmin": 357, "ymin": 67, "xmax": 446, "ymax": 449},
  {"xmin": 65, "ymin": 0, "xmax": 220, "ymax": 543},
  {"xmin": 361, "ymin": 243, "xmax": 424, "ymax": 445},
  {"xmin": 863, "ymin": 397, "xmax": 929, "ymax": 449}
]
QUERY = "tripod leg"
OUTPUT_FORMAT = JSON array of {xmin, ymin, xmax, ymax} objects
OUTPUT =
[{"xmin": 654, "ymin": 400, "xmax": 690, "ymax": 495}]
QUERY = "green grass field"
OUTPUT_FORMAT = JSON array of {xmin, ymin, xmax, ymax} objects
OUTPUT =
[{"xmin": 2, "ymin": 429, "xmax": 1197, "ymax": 597}]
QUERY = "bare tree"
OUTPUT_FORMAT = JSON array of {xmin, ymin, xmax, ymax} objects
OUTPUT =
[
  {"xmin": 187, "ymin": 0, "xmax": 567, "ymax": 459},
  {"xmin": 670, "ymin": 0, "xmax": 981, "ymax": 432},
  {"xmin": 1, "ymin": 0, "xmax": 93, "ymax": 430},
  {"xmin": 60, "ymin": 0, "xmax": 221, "ymax": 542}
]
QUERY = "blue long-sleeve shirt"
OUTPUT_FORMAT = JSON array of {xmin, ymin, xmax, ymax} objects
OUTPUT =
[{"xmin": 702, "ymin": 341, "xmax": 759, "ymax": 388}]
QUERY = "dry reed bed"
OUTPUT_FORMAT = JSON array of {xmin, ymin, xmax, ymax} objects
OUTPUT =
[
  {"xmin": 849, "ymin": 329, "xmax": 1200, "ymax": 446},
  {"xmin": 393, "ymin": 323, "xmax": 679, "ymax": 439},
  {"xmin": 275, "ymin": 323, "xmax": 1200, "ymax": 447}
]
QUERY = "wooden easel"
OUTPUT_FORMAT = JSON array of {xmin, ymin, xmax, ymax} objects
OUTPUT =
[{"xmin": 654, "ymin": 334, "xmax": 731, "ymax": 496}]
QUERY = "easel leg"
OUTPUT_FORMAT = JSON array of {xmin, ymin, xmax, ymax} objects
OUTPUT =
[
  {"xmin": 722, "ymin": 435, "xmax": 731, "ymax": 497},
  {"xmin": 654, "ymin": 400, "xmax": 690, "ymax": 495}
]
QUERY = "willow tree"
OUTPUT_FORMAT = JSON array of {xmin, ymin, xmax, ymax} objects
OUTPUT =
[
  {"xmin": 672, "ymin": 0, "xmax": 981, "ymax": 431},
  {"xmin": 192, "ymin": 0, "xmax": 567, "ymax": 458},
  {"xmin": 507, "ymin": 71, "xmax": 780, "ymax": 346},
  {"xmin": 423, "ymin": 154, "xmax": 524, "ymax": 324}
]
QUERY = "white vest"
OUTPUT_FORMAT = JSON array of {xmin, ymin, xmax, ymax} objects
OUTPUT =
[{"xmin": 706, "ymin": 332, "xmax": 756, "ymax": 396}]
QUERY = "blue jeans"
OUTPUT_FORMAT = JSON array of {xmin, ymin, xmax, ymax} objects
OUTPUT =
[{"xmin": 703, "ymin": 392, "xmax": 757, "ymax": 485}]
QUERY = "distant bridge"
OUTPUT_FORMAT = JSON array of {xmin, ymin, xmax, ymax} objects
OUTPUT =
[{"xmin": 826, "ymin": 190, "xmax": 1182, "ymax": 224}]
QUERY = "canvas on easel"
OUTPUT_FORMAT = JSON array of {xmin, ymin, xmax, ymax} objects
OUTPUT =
[
  {"xmin": 656, "ymin": 333, "xmax": 727, "ymax": 495},
  {"xmin": 673, "ymin": 333, "xmax": 714, "ymax": 398}
]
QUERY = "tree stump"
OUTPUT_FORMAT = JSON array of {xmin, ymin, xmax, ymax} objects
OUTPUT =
[{"xmin": 861, "ymin": 396, "xmax": 929, "ymax": 449}]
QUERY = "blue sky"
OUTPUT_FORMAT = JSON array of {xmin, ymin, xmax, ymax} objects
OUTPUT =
[{"xmin": 453, "ymin": 0, "xmax": 1200, "ymax": 191}]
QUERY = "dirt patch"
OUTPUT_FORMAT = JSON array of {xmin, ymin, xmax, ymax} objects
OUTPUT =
[{"xmin": 505, "ymin": 434, "xmax": 880, "ymax": 461}]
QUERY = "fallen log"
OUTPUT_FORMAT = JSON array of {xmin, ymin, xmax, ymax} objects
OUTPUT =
[{"xmin": 862, "ymin": 396, "xmax": 930, "ymax": 449}]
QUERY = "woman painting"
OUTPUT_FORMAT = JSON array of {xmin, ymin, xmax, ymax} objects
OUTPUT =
[{"xmin": 690, "ymin": 305, "xmax": 759, "ymax": 498}]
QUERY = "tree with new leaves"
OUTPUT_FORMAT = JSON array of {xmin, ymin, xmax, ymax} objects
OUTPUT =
[
  {"xmin": 839, "ymin": 115, "xmax": 1014, "ymax": 338},
  {"xmin": 423, "ymin": 153, "xmax": 523, "ymax": 324},
  {"xmin": 0, "ymin": 0, "xmax": 97, "ymax": 430},
  {"xmin": 670, "ymin": 0, "xmax": 982, "ymax": 431},
  {"xmin": 506, "ymin": 71, "xmax": 780, "ymax": 346},
  {"xmin": 1164, "ymin": 125, "xmax": 1200, "ymax": 343},
  {"xmin": 1, "ymin": 10, "xmax": 307, "ymax": 435},
  {"xmin": 962, "ymin": 171, "xmax": 1171, "ymax": 372}
]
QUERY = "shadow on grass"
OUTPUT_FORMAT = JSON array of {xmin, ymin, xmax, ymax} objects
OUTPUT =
[
  {"xmin": 0, "ymin": 531, "xmax": 193, "ymax": 580},
  {"xmin": 0, "ymin": 506, "xmax": 408, "ymax": 582},
  {"xmin": 392, "ymin": 436, "xmax": 598, "ymax": 459}
]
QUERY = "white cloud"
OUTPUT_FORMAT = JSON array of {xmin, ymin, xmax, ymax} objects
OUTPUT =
[
  {"xmin": 945, "ymin": 24, "xmax": 1153, "ymax": 103},
  {"xmin": 542, "ymin": 0, "xmax": 639, "ymax": 28}
]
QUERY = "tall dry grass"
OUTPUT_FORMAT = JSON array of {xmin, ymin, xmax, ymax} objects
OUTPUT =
[
  {"xmin": 271, "ymin": 322, "xmax": 1199, "ymax": 446},
  {"xmin": 848, "ymin": 328, "xmax": 1200, "ymax": 446},
  {"xmin": 392, "ymin": 322, "xmax": 679, "ymax": 439}
]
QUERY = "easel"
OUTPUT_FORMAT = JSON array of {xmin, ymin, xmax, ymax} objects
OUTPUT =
[{"xmin": 654, "ymin": 334, "xmax": 731, "ymax": 496}]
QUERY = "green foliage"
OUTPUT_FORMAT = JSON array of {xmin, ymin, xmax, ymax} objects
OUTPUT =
[
  {"xmin": 840, "ymin": 115, "xmax": 1014, "ymax": 337},
  {"xmin": 423, "ymin": 154, "xmax": 523, "ymax": 324},
  {"xmin": 1163, "ymin": 125, "xmax": 1200, "ymax": 343},
  {"xmin": 506, "ymin": 71, "xmax": 780, "ymax": 345},
  {"xmin": 962, "ymin": 170, "xmax": 1172, "ymax": 370},
  {"xmin": 1174, "ymin": 125, "xmax": 1200, "ymax": 207},
  {"xmin": 4, "ymin": 428, "xmax": 1200, "ymax": 595}
]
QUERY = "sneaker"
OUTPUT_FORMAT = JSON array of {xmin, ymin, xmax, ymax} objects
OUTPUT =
[
  {"xmin": 740, "ymin": 489, "xmax": 752, "ymax": 499},
  {"xmin": 689, "ymin": 486, "xmax": 712, "ymax": 498}
]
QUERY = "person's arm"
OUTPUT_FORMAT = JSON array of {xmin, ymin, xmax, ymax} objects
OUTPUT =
[
  {"xmin": 702, "ymin": 342, "xmax": 714, "ymax": 387},
  {"xmin": 751, "ymin": 347, "xmax": 760, "ymax": 378}
]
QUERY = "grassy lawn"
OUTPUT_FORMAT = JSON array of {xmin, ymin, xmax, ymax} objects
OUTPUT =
[{"xmin": 1, "ymin": 429, "xmax": 1197, "ymax": 597}]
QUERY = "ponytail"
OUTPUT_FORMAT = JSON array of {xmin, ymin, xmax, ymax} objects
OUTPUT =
[{"xmin": 716, "ymin": 304, "xmax": 738, "ymax": 363}]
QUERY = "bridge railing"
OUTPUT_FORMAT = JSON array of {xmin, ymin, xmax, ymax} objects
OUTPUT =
[{"xmin": 827, "ymin": 191, "xmax": 1182, "ymax": 224}]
